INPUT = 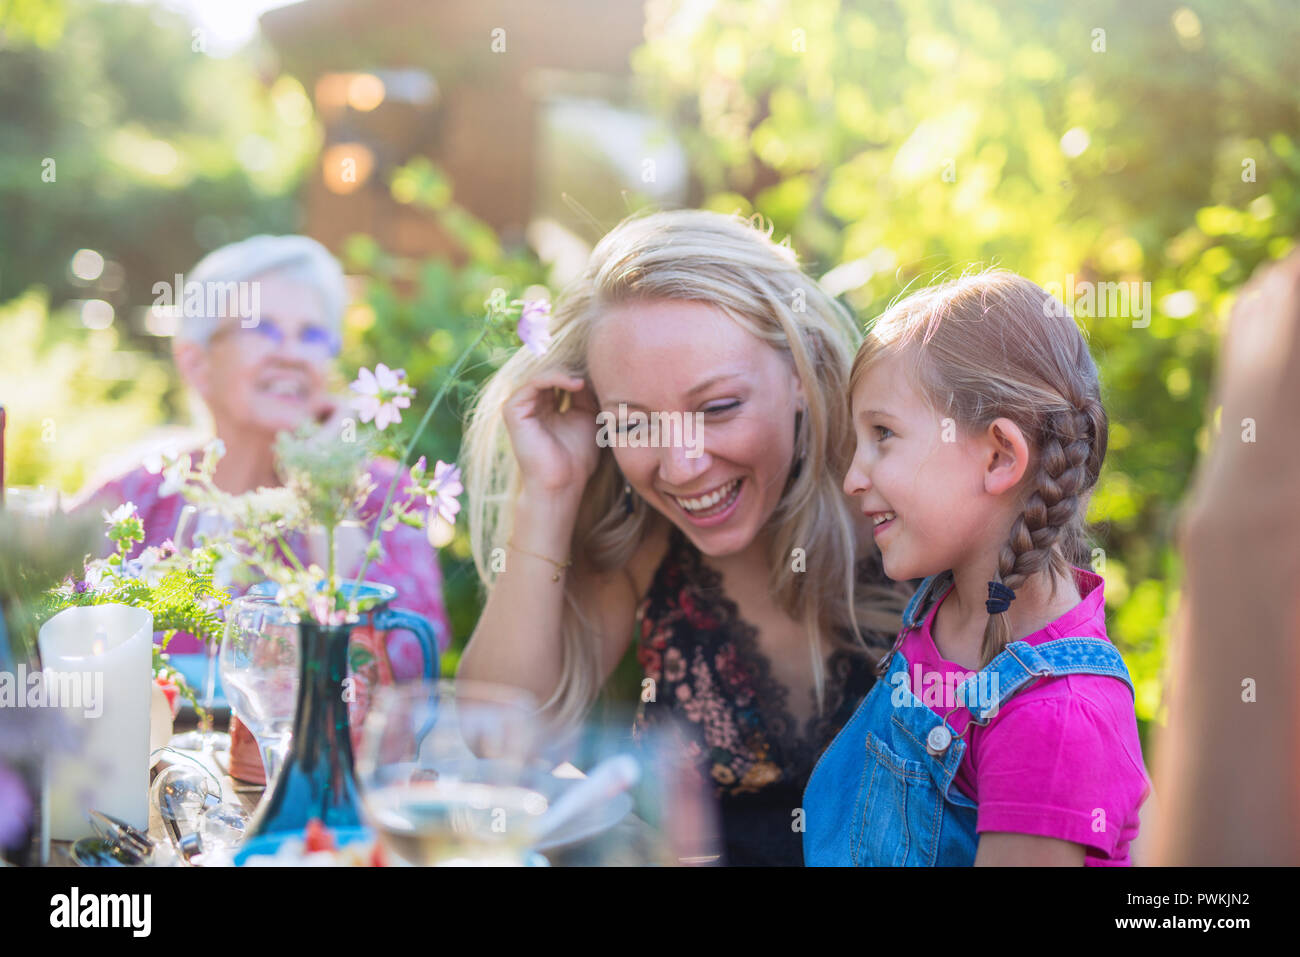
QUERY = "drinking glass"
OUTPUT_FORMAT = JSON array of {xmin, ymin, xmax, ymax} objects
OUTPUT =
[
  {"xmin": 218, "ymin": 596, "xmax": 299, "ymax": 784},
  {"xmin": 169, "ymin": 504, "xmax": 235, "ymax": 752},
  {"xmin": 355, "ymin": 680, "xmax": 551, "ymax": 866}
]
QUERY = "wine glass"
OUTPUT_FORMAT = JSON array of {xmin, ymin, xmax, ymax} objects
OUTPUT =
[
  {"xmin": 169, "ymin": 504, "xmax": 236, "ymax": 753},
  {"xmin": 218, "ymin": 596, "xmax": 299, "ymax": 785},
  {"xmin": 355, "ymin": 680, "xmax": 552, "ymax": 866}
]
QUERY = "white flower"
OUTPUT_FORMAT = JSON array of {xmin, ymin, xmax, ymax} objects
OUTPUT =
[
  {"xmin": 102, "ymin": 502, "xmax": 138, "ymax": 526},
  {"xmin": 159, "ymin": 455, "xmax": 191, "ymax": 498}
]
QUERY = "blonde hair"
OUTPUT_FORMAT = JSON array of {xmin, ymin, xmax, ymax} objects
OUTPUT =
[
  {"xmin": 464, "ymin": 209, "xmax": 905, "ymax": 727},
  {"xmin": 851, "ymin": 269, "xmax": 1109, "ymax": 668}
]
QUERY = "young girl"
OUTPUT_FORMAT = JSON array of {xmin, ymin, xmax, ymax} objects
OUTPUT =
[{"xmin": 803, "ymin": 270, "xmax": 1151, "ymax": 866}]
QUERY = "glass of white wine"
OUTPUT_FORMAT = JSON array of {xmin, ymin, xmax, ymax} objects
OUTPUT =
[{"xmin": 355, "ymin": 679, "xmax": 551, "ymax": 866}]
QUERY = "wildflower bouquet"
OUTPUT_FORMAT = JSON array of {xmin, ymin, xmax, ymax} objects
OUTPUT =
[
  {"xmin": 39, "ymin": 502, "xmax": 232, "ymax": 713},
  {"xmin": 146, "ymin": 294, "xmax": 549, "ymax": 625}
]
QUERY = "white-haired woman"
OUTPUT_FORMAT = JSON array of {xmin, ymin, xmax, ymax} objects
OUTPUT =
[
  {"xmin": 459, "ymin": 210, "xmax": 908, "ymax": 865},
  {"xmin": 75, "ymin": 235, "xmax": 452, "ymax": 669}
]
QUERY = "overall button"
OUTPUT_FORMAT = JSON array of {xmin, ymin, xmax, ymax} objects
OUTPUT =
[{"xmin": 926, "ymin": 725, "xmax": 952, "ymax": 756}]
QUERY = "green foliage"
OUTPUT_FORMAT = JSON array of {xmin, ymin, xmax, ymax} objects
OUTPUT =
[
  {"xmin": 635, "ymin": 0, "xmax": 1300, "ymax": 732},
  {"xmin": 0, "ymin": 0, "xmax": 317, "ymax": 314},
  {"xmin": 0, "ymin": 290, "xmax": 175, "ymax": 492},
  {"xmin": 343, "ymin": 158, "xmax": 550, "ymax": 654}
]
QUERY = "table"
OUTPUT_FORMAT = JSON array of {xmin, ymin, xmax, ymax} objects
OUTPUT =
[{"xmin": 47, "ymin": 735, "xmax": 666, "ymax": 867}]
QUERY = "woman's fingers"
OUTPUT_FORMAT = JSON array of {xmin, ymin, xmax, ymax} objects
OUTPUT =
[{"xmin": 505, "ymin": 372, "xmax": 587, "ymax": 421}]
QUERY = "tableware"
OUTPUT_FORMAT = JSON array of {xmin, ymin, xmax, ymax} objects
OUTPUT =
[
  {"xmin": 168, "ymin": 505, "xmax": 234, "ymax": 753},
  {"xmin": 231, "ymin": 580, "xmax": 440, "ymax": 785},
  {"xmin": 526, "ymin": 755, "xmax": 639, "ymax": 848},
  {"xmin": 218, "ymin": 596, "xmax": 299, "ymax": 785},
  {"xmin": 243, "ymin": 618, "xmax": 364, "ymax": 837},
  {"xmin": 151, "ymin": 761, "xmax": 221, "ymax": 863},
  {"xmin": 355, "ymin": 680, "xmax": 550, "ymax": 866}
]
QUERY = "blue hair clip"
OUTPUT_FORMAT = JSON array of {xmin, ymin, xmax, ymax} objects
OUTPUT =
[{"xmin": 986, "ymin": 580, "xmax": 1016, "ymax": 615}]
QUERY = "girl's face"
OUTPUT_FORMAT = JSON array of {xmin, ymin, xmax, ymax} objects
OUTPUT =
[
  {"xmin": 843, "ymin": 351, "xmax": 1019, "ymax": 582},
  {"xmin": 586, "ymin": 299, "xmax": 804, "ymax": 558}
]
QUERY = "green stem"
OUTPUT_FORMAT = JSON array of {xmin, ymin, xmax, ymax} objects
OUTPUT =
[
  {"xmin": 275, "ymin": 533, "xmax": 308, "ymax": 575},
  {"xmin": 349, "ymin": 324, "xmax": 491, "ymax": 597}
]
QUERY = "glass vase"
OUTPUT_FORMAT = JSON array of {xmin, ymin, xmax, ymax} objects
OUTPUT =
[{"xmin": 245, "ymin": 620, "xmax": 363, "ymax": 837}]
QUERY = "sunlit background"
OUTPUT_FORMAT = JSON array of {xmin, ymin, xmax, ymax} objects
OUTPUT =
[{"xmin": 2, "ymin": 0, "xmax": 1298, "ymax": 742}]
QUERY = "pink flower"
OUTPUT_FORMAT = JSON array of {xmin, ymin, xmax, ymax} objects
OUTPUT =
[
  {"xmin": 517, "ymin": 300, "xmax": 552, "ymax": 356},
  {"xmin": 425, "ymin": 460, "xmax": 463, "ymax": 525},
  {"xmin": 351, "ymin": 364, "xmax": 414, "ymax": 431}
]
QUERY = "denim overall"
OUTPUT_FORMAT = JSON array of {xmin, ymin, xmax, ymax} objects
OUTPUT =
[{"xmin": 803, "ymin": 573, "xmax": 1135, "ymax": 866}]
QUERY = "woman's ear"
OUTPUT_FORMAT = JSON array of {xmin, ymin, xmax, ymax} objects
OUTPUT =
[
  {"xmin": 982, "ymin": 417, "xmax": 1030, "ymax": 496},
  {"xmin": 172, "ymin": 339, "xmax": 211, "ymax": 401}
]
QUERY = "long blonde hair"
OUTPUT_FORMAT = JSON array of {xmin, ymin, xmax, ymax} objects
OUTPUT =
[
  {"xmin": 850, "ymin": 270, "xmax": 1109, "ymax": 668},
  {"xmin": 465, "ymin": 209, "xmax": 905, "ymax": 727}
]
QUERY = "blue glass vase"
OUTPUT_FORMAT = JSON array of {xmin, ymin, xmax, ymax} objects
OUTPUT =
[{"xmin": 245, "ymin": 620, "xmax": 363, "ymax": 836}]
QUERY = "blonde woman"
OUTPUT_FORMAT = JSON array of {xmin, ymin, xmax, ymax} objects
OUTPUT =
[{"xmin": 459, "ymin": 210, "xmax": 906, "ymax": 865}]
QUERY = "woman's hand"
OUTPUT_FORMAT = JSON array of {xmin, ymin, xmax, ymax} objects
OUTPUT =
[{"xmin": 501, "ymin": 371, "xmax": 601, "ymax": 497}]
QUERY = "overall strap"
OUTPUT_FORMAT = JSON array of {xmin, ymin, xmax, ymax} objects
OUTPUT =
[
  {"xmin": 902, "ymin": 572, "xmax": 953, "ymax": 630},
  {"xmin": 956, "ymin": 636, "xmax": 1134, "ymax": 724}
]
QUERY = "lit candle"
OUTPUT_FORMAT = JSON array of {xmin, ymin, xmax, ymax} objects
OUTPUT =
[{"xmin": 37, "ymin": 604, "xmax": 153, "ymax": 840}]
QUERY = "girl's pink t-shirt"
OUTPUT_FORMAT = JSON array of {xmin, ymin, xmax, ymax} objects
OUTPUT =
[{"xmin": 898, "ymin": 568, "xmax": 1151, "ymax": 865}]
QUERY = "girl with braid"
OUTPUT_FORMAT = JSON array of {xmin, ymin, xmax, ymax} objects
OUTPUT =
[{"xmin": 803, "ymin": 270, "xmax": 1151, "ymax": 866}]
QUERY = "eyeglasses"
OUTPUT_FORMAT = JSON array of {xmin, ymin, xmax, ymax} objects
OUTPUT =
[{"xmin": 209, "ymin": 318, "xmax": 340, "ymax": 360}]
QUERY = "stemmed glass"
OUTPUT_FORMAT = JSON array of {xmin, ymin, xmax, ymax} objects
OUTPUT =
[
  {"xmin": 169, "ymin": 503, "xmax": 236, "ymax": 752},
  {"xmin": 355, "ymin": 680, "xmax": 551, "ymax": 866},
  {"xmin": 217, "ymin": 596, "xmax": 299, "ymax": 786}
]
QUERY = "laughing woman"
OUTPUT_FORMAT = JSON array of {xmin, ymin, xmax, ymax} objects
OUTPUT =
[
  {"xmin": 458, "ymin": 210, "xmax": 908, "ymax": 865},
  {"xmin": 73, "ymin": 235, "xmax": 452, "ymax": 671}
]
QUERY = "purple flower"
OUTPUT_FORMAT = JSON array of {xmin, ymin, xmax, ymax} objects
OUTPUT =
[
  {"xmin": 517, "ymin": 300, "xmax": 552, "ymax": 356},
  {"xmin": 351, "ymin": 363, "xmax": 414, "ymax": 431},
  {"xmin": 425, "ymin": 460, "xmax": 463, "ymax": 525}
]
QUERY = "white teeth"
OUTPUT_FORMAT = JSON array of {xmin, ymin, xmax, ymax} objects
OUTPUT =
[
  {"xmin": 674, "ymin": 479, "xmax": 740, "ymax": 513},
  {"xmin": 872, "ymin": 511, "xmax": 896, "ymax": 526},
  {"xmin": 262, "ymin": 379, "xmax": 305, "ymax": 398}
]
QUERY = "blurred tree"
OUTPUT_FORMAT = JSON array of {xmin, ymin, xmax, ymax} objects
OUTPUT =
[
  {"xmin": 634, "ymin": 0, "xmax": 1300, "ymax": 741},
  {"xmin": 0, "ymin": 0, "xmax": 318, "ymax": 330}
]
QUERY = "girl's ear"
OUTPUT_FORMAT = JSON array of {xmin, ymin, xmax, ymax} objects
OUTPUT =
[{"xmin": 982, "ymin": 417, "xmax": 1030, "ymax": 496}]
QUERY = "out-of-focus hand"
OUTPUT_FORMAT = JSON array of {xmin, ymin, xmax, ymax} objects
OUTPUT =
[{"xmin": 1181, "ymin": 248, "xmax": 1300, "ymax": 560}]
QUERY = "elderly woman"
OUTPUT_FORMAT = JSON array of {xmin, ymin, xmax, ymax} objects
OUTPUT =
[
  {"xmin": 74, "ymin": 235, "xmax": 452, "ymax": 672},
  {"xmin": 459, "ymin": 210, "xmax": 909, "ymax": 865}
]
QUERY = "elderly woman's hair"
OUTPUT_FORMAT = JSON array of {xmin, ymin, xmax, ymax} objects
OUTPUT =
[
  {"xmin": 463, "ymin": 208, "xmax": 907, "ymax": 728},
  {"xmin": 176, "ymin": 235, "xmax": 348, "ymax": 345}
]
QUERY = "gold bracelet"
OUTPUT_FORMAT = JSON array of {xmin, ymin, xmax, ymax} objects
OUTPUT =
[{"xmin": 506, "ymin": 540, "xmax": 573, "ymax": 582}]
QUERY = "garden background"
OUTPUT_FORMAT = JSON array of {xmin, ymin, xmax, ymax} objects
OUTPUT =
[{"xmin": 3, "ymin": 0, "xmax": 1298, "ymax": 753}]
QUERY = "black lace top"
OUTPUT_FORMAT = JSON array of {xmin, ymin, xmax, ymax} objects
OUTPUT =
[{"xmin": 632, "ymin": 526, "xmax": 879, "ymax": 866}]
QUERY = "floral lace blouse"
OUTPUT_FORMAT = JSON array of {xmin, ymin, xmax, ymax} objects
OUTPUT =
[{"xmin": 633, "ymin": 526, "xmax": 882, "ymax": 866}]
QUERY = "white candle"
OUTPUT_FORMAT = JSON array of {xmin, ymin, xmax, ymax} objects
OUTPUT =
[{"xmin": 37, "ymin": 604, "xmax": 153, "ymax": 840}]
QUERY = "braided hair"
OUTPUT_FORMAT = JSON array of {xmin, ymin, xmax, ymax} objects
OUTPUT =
[{"xmin": 851, "ymin": 269, "xmax": 1109, "ymax": 667}]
